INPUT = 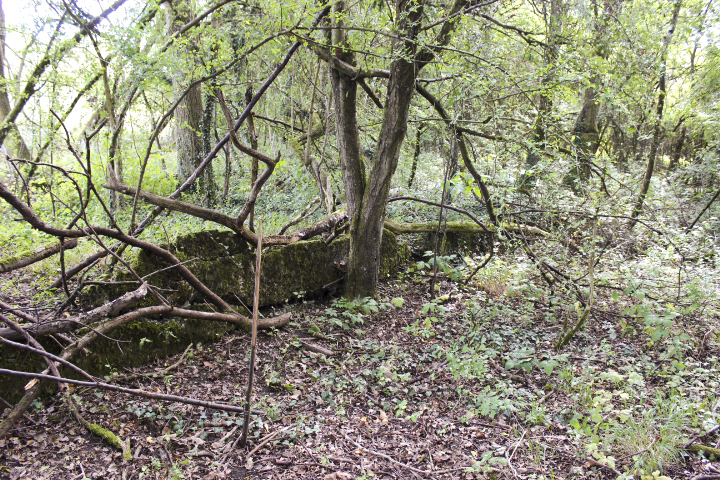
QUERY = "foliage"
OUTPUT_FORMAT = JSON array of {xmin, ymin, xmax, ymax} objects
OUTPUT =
[{"xmin": 2, "ymin": 0, "xmax": 720, "ymax": 477}]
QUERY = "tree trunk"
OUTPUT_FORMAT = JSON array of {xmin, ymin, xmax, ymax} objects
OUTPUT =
[
  {"xmin": 246, "ymin": 87, "xmax": 258, "ymax": 230},
  {"xmin": 329, "ymin": 0, "xmax": 468, "ymax": 298},
  {"xmin": 564, "ymin": 0, "xmax": 623, "ymax": 191},
  {"xmin": 200, "ymin": 89, "xmax": 217, "ymax": 205},
  {"xmin": 0, "ymin": 0, "xmax": 32, "ymax": 163},
  {"xmin": 332, "ymin": 0, "xmax": 423, "ymax": 298},
  {"xmin": 165, "ymin": 1, "xmax": 207, "ymax": 196},
  {"xmin": 407, "ymin": 124, "xmax": 425, "ymax": 188},
  {"xmin": 518, "ymin": 0, "xmax": 563, "ymax": 192},
  {"xmin": 629, "ymin": 0, "xmax": 682, "ymax": 228},
  {"xmin": 668, "ymin": 125, "xmax": 686, "ymax": 171}
]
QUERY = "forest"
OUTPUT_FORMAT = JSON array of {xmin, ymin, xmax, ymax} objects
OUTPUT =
[{"xmin": 0, "ymin": 0, "xmax": 719, "ymax": 478}]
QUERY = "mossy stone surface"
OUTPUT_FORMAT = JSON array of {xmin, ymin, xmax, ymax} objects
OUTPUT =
[
  {"xmin": 82, "ymin": 229, "xmax": 409, "ymax": 308},
  {"xmin": 0, "ymin": 316, "xmax": 236, "ymax": 403}
]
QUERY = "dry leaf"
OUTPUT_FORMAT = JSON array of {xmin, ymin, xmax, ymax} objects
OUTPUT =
[
  {"xmin": 379, "ymin": 410, "xmax": 388, "ymax": 424},
  {"xmin": 433, "ymin": 451, "xmax": 450, "ymax": 463}
]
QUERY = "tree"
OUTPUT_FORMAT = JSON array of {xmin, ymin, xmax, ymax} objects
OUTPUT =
[
  {"xmin": 564, "ymin": 0, "xmax": 624, "ymax": 191},
  {"xmin": 327, "ymin": 0, "xmax": 482, "ymax": 298},
  {"xmin": 165, "ymin": 0, "xmax": 216, "ymax": 203},
  {"xmin": 629, "ymin": 0, "xmax": 682, "ymax": 228},
  {"xmin": 0, "ymin": 0, "xmax": 31, "ymax": 163}
]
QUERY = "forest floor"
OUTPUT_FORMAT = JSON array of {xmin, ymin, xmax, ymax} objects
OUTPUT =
[{"xmin": 1, "ymin": 267, "xmax": 719, "ymax": 480}]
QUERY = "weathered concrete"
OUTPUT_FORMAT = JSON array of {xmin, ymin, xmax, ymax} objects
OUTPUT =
[{"xmin": 83, "ymin": 229, "xmax": 408, "ymax": 309}]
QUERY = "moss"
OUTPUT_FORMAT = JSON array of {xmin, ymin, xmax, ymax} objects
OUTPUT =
[
  {"xmin": 18, "ymin": 229, "xmax": 408, "ymax": 403},
  {"xmin": 687, "ymin": 444, "xmax": 720, "ymax": 459},
  {"xmin": 86, "ymin": 423, "xmax": 131, "ymax": 460},
  {"xmin": 82, "ymin": 229, "xmax": 409, "ymax": 310}
]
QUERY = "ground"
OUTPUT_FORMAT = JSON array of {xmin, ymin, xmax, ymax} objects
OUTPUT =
[{"xmin": 1, "ymin": 266, "xmax": 719, "ymax": 480}]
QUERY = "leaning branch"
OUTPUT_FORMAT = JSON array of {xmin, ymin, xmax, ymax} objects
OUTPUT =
[
  {"xmin": 389, "ymin": 196, "xmax": 490, "ymax": 232},
  {"xmin": 0, "ymin": 0, "xmax": 128, "ymax": 146},
  {"xmin": 414, "ymin": 83, "xmax": 498, "ymax": 224}
]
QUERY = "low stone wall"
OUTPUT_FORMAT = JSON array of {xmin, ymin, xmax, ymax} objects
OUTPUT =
[
  {"xmin": 0, "ymin": 317, "xmax": 237, "ymax": 403},
  {"xmin": 83, "ymin": 229, "xmax": 408, "ymax": 309},
  {"xmin": 1, "ymin": 230, "xmax": 408, "ymax": 403}
]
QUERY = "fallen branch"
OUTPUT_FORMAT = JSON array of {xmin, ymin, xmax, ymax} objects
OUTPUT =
[
  {"xmin": 383, "ymin": 218, "xmax": 549, "ymax": 237},
  {"xmin": 0, "ymin": 369, "xmax": 262, "ymax": 416},
  {"xmin": 0, "ymin": 238, "xmax": 78, "ymax": 273},
  {"xmin": 0, "ymin": 284, "xmax": 149, "ymax": 341},
  {"xmin": 585, "ymin": 458, "xmax": 622, "ymax": 476},
  {"xmin": 343, "ymin": 433, "xmax": 467, "ymax": 476},
  {"xmin": 247, "ymin": 425, "xmax": 295, "ymax": 457},
  {"xmin": 298, "ymin": 339, "xmax": 334, "ymax": 356}
]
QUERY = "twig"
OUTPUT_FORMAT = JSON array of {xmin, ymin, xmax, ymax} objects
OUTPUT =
[
  {"xmin": 506, "ymin": 429, "xmax": 527, "ymax": 478},
  {"xmin": 113, "ymin": 343, "xmax": 194, "ymax": 382},
  {"xmin": 538, "ymin": 388, "xmax": 554, "ymax": 404},
  {"xmin": 556, "ymin": 214, "xmax": 598, "ymax": 349},
  {"xmin": 685, "ymin": 425, "xmax": 720, "ymax": 448},
  {"xmin": 687, "ymin": 187, "xmax": 720, "ymax": 232},
  {"xmin": 247, "ymin": 425, "xmax": 295, "ymax": 457},
  {"xmin": 298, "ymin": 339, "xmax": 334, "ymax": 356},
  {"xmin": 0, "ymin": 396, "xmax": 36, "ymax": 424},
  {"xmin": 616, "ymin": 437, "xmax": 657, "ymax": 462},
  {"xmin": 343, "ymin": 433, "xmax": 466, "ymax": 476},
  {"xmin": 278, "ymin": 199, "xmax": 320, "ymax": 235},
  {"xmin": 586, "ymin": 458, "xmax": 622, "ymax": 476},
  {"xmin": 0, "ymin": 369, "xmax": 261, "ymax": 415},
  {"xmin": 239, "ymin": 220, "xmax": 263, "ymax": 448}
]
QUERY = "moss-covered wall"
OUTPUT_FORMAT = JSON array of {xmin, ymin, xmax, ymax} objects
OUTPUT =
[
  {"xmin": 3, "ymin": 230, "xmax": 408, "ymax": 403},
  {"xmin": 83, "ymin": 229, "xmax": 409, "ymax": 308},
  {"xmin": 0, "ymin": 316, "xmax": 236, "ymax": 403}
]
